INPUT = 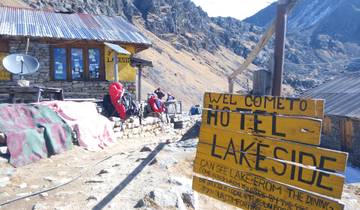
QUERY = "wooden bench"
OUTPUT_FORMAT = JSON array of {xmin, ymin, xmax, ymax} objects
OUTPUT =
[{"xmin": 0, "ymin": 86, "xmax": 64, "ymax": 103}]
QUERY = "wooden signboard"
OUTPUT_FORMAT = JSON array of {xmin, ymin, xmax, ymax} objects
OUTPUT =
[
  {"xmin": 202, "ymin": 109, "xmax": 322, "ymax": 145},
  {"xmin": 193, "ymin": 176, "xmax": 344, "ymax": 210},
  {"xmin": 193, "ymin": 92, "xmax": 348, "ymax": 210},
  {"xmin": 203, "ymin": 92, "xmax": 324, "ymax": 119}
]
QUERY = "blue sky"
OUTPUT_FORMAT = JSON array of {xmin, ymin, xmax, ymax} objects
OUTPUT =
[{"xmin": 191, "ymin": 0, "xmax": 277, "ymax": 20}]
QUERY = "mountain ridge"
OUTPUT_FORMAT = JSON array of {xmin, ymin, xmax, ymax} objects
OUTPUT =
[{"xmin": 9, "ymin": 0, "xmax": 360, "ymax": 99}]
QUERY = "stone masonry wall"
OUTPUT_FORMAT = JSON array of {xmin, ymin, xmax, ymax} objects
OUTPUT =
[
  {"xmin": 0, "ymin": 39, "xmax": 136, "ymax": 99},
  {"xmin": 321, "ymin": 115, "xmax": 360, "ymax": 167}
]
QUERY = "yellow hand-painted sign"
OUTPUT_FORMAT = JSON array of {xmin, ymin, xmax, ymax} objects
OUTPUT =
[
  {"xmin": 204, "ymin": 92, "xmax": 325, "ymax": 119},
  {"xmin": 199, "ymin": 127, "xmax": 347, "ymax": 173},
  {"xmin": 104, "ymin": 45, "xmax": 136, "ymax": 82},
  {"xmin": 193, "ymin": 92, "xmax": 348, "ymax": 210},
  {"xmin": 193, "ymin": 175, "xmax": 344, "ymax": 210},
  {"xmin": 202, "ymin": 108, "xmax": 322, "ymax": 145},
  {"xmin": 0, "ymin": 52, "xmax": 11, "ymax": 81}
]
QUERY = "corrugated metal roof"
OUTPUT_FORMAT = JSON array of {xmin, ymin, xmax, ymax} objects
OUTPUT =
[
  {"xmin": 301, "ymin": 74, "xmax": 360, "ymax": 119},
  {"xmin": 0, "ymin": 6, "xmax": 151, "ymax": 45}
]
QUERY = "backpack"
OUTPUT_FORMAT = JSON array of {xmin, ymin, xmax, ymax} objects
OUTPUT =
[
  {"xmin": 121, "ymin": 92, "xmax": 140, "ymax": 117},
  {"xmin": 102, "ymin": 94, "xmax": 118, "ymax": 117}
]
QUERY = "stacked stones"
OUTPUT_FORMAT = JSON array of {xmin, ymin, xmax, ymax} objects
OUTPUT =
[{"xmin": 112, "ymin": 115, "xmax": 200, "ymax": 140}]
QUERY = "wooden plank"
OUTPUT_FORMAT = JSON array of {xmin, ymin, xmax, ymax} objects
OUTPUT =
[
  {"xmin": 202, "ymin": 108, "xmax": 322, "ymax": 145},
  {"xmin": 193, "ymin": 163, "xmax": 344, "ymax": 210},
  {"xmin": 199, "ymin": 127, "xmax": 348, "ymax": 172},
  {"xmin": 203, "ymin": 92, "xmax": 324, "ymax": 119},
  {"xmin": 195, "ymin": 143, "xmax": 345, "ymax": 199},
  {"xmin": 193, "ymin": 176, "xmax": 277, "ymax": 210}
]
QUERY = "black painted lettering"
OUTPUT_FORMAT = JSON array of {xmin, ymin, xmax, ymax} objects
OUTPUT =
[
  {"xmin": 264, "ymin": 96, "xmax": 275, "ymax": 109},
  {"xmin": 319, "ymin": 156, "xmax": 337, "ymax": 173},
  {"xmin": 208, "ymin": 93, "xmax": 222, "ymax": 103},
  {"xmin": 288, "ymin": 98, "xmax": 298, "ymax": 111},
  {"xmin": 223, "ymin": 94, "xmax": 229, "ymax": 104},
  {"xmin": 273, "ymin": 147, "xmax": 288, "ymax": 176},
  {"xmin": 245, "ymin": 96, "xmax": 253, "ymax": 107},
  {"xmin": 300, "ymin": 100, "xmax": 308, "ymax": 111},
  {"xmin": 298, "ymin": 152, "xmax": 317, "ymax": 185},
  {"xmin": 254, "ymin": 114, "xmax": 266, "ymax": 134},
  {"xmin": 290, "ymin": 151, "xmax": 297, "ymax": 180},
  {"xmin": 316, "ymin": 157, "xmax": 337, "ymax": 191},
  {"xmin": 255, "ymin": 143, "xmax": 269, "ymax": 172},
  {"xmin": 211, "ymin": 134, "xmax": 222, "ymax": 159},
  {"xmin": 253, "ymin": 96, "xmax": 262, "ymax": 107},
  {"xmin": 316, "ymin": 172, "xmax": 333, "ymax": 191},
  {"xmin": 240, "ymin": 113, "xmax": 246, "ymax": 130},
  {"xmin": 277, "ymin": 97, "xmax": 285, "ymax": 110},
  {"xmin": 239, "ymin": 139, "xmax": 255, "ymax": 167},
  {"xmin": 223, "ymin": 138, "xmax": 238, "ymax": 164},
  {"xmin": 230, "ymin": 95, "xmax": 237, "ymax": 105},
  {"xmin": 207, "ymin": 105, "xmax": 218, "ymax": 126},
  {"xmin": 272, "ymin": 114, "xmax": 286, "ymax": 137},
  {"xmin": 220, "ymin": 107, "xmax": 230, "ymax": 127}
]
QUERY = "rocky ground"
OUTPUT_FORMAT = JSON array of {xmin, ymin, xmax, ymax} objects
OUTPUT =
[{"xmin": 0, "ymin": 118, "xmax": 360, "ymax": 210}]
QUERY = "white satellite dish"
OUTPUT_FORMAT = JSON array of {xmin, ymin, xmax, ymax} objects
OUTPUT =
[{"xmin": 2, "ymin": 54, "xmax": 40, "ymax": 75}]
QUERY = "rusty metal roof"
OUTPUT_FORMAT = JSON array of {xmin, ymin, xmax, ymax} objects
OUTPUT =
[
  {"xmin": 301, "ymin": 74, "xmax": 360, "ymax": 119},
  {"xmin": 0, "ymin": 6, "xmax": 151, "ymax": 45}
]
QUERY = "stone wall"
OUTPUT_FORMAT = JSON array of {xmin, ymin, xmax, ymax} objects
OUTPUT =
[
  {"xmin": 0, "ymin": 38, "xmax": 136, "ymax": 99},
  {"xmin": 321, "ymin": 115, "xmax": 360, "ymax": 167}
]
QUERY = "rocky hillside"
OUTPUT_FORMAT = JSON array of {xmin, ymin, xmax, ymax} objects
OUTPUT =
[
  {"xmin": 245, "ymin": 0, "xmax": 360, "ymax": 90},
  {"xmin": 16, "ymin": 0, "xmax": 274, "ymax": 108},
  {"xmin": 15, "ymin": 0, "xmax": 359, "ymax": 97}
]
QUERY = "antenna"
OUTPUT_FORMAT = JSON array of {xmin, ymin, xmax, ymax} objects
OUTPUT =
[{"xmin": 2, "ymin": 54, "xmax": 40, "ymax": 86}]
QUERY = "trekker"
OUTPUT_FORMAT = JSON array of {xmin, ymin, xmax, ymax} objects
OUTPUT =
[
  {"xmin": 166, "ymin": 92, "xmax": 175, "ymax": 101},
  {"xmin": 154, "ymin": 87, "xmax": 165, "ymax": 100}
]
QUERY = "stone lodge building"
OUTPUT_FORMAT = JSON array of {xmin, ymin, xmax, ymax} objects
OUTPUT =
[{"xmin": 0, "ymin": 6, "xmax": 151, "ymax": 99}]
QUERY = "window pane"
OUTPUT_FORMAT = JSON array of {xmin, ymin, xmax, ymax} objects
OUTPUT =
[
  {"xmin": 71, "ymin": 48, "xmax": 84, "ymax": 80},
  {"xmin": 53, "ymin": 48, "xmax": 67, "ymax": 80},
  {"xmin": 88, "ymin": 48, "xmax": 100, "ymax": 79}
]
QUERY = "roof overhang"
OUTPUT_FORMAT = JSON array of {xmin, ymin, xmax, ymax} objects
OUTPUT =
[{"xmin": 104, "ymin": 42, "xmax": 131, "ymax": 55}]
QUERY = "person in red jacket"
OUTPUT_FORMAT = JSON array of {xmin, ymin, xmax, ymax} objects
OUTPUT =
[
  {"xmin": 148, "ymin": 94, "xmax": 165, "ymax": 113},
  {"xmin": 108, "ymin": 82, "xmax": 127, "ymax": 120}
]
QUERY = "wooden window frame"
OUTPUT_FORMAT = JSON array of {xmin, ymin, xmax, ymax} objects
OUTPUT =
[
  {"xmin": 51, "ymin": 44, "xmax": 105, "ymax": 82},
  {"xmin": 50, "ymin": 47, "xmax": 67, "ymax": 81}
]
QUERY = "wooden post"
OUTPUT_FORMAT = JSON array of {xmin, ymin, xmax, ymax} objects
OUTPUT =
[
  {"xmin": 113, "ymin": 52, "xmax": 119, "ymax": 82},
  {"xmin": 272, "ymin": 0, "xmax": 289, "ymax": 96},
  {"xmin": 137, "ymin": 65, "xmax": 142, "ymax": 102}
]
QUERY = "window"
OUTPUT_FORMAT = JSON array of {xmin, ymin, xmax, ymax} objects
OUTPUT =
[
  {"xmin": 88, "ymin": 48, "xmax": 100, "ymax": 79},
  {"xmin": 53, "ymin": 48, "xmax": 67, "ymax": 80},
  {"xmin": 71, "ymin": 48, "xmax": 84, "ymax": 80},
  {"xmin": 51, "ymin": 46, "xmax": 104, "ymax": 81}
]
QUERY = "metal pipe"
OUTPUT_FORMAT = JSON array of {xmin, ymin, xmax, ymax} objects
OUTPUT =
[
  {"xmin": 114, "ymin": 53, "xmax": 118, "ymax": 82},
  {"xmin": 25, "ymin": 37, "xmax": 30, "ymax": 55},
  {"xmin": 137, "ymin": 65, "xmax": 142, "ymax": 102}
]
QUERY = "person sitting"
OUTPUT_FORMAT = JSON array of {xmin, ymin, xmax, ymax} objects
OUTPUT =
[
  {"xmin": 147, "ymin": 94, "xmax": 165, "ymax": 114},
  {"xmin": 154, "ymin": 87, "xmax": 165, "ymax": 100},
  {"xmin": 166, "ymin": 92, "xmax": 175, "ymax": 102}
]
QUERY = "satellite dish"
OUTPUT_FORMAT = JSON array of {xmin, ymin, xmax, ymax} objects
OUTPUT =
[{"xmin": 2, "ymin": 54, "xmax": 40, "ymax": 75}]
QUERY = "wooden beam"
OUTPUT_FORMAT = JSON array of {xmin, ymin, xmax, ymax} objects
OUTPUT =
[
  {"xmin": 272, "ymin": 0, "xmax": 289, "ymax": 96},
  {"xmin": 228, "ymin": 0, "xmax": 298, "ymax": 93}
]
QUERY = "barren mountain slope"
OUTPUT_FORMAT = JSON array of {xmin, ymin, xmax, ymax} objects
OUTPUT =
[{"xmin": 134, "ymin": 22, "xmax": 258, "ymax": 108}]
